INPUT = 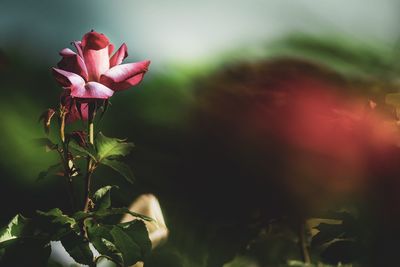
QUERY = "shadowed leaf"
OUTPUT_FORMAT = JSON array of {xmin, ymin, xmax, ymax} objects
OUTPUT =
[
  {"xmin": 60, "ymin": 231, "xmax": 94, "ymax": 265},
  {"xmin": 69, "ymin": 142, "xmax": 96, "ymax": 160},
  {"xmin": 87, "ymin": 220, "xmax": 151, "ymax": 266},
  {"xmin": 0, "ymin": 214, "xmax": 29, "ymax": 246},
  {"xmin": 93, "ymin": 207, "xmax": 153, "ymax": 222},
  {"xmin": 93, "ymin": 185, "xmax": 119, "ymax": 211},
  {"xmin": 96, "ymin": 132, "xmax": 134, "ymax": 161},
  {"xmin": 36, "ymin": 208, "xmax": 77, "ymax": 240},
  {"xmin": 86, "ymin": 222, "xmax": 123, "ymax": 266},
  {"xmin": 101, "ymin": 159, "xmax": 134, "ymax": 184}
]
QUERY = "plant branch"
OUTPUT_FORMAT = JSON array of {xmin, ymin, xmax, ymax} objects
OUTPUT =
[
  {"xmin": 59, "ymin": 110, "xmax": 75, "ymax": 212},
  {"xmin": 83, "ymin": 103, "xmax": 96, "ymax": 212},
  {"xmin": 60, "ymin": 110, "xmax": 66, "ymax": 143},
  {"xmin": 57, "ymin": 149, "xmax": 75, "ymax": 212}
]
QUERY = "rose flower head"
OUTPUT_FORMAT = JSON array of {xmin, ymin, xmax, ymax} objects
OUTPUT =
[{"xmin": 52, "ymin": 30, "xmax": 150, "ymax": 100}]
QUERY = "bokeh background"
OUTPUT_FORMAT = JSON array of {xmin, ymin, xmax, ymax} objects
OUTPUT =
[{"xmin": 1, "ymin": 0, "xmax": 400, "ymax": 266}]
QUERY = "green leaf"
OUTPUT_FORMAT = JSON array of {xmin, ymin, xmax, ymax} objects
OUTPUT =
[
  {"xmin": 87, "ymin": 220, "xmax": 151, "ymax": 266},
  {"xmin": 110, "ymin": 225, "xmax": 142, "ymax": 265},
  {"xmin": 72, "ymin": 211, "xmax": 90, "ymax": 221},
  {"xmin": 0, "ymin": 215, "xmax": 53, "ymax": 265},
  {"xmin": 86, "ymin": 219, "xmax": 151, "ymax": 266},
  {"xmin": 93, "ymin": 185, "xmax": 118, "ymax": 211},
  {"xmin": 0, "ymin": 214, "xmax": 29, "ymax": 245},
  {"xmin": 118, "ymin": 220, "xmax": 152, "ymax": 260},
  {"xmin": 73, "ymin": 208, "xmax": 153, "ymax": 223},
  {"xmin": 93, "ymin": 207, "xmax": 153, "ymax": 222},
  {"xmin": 37, "ymin": 162, "xmax": 63, "ymax": 181},
  {"xmin": 386, "ymin": 93, "xmax": 400, "ymax": 107},
  {"xmin": 60, "ymin": 231, "xmax": 94, "ymax": 265},
  {"xmin": 96, "ymin": 132, "xmax": 134, "ymax": 161},
  {"xmin": 36, "ymin": 208, "xmax": 77, "ymax": 239},
  {"xmin": 36, "ymin": 208, "xmax": 76, "ymax": 228},
  {"xmin": 101, "ymin": 159, "xmax": 134, "ymax": 184},
  {"xmin": 0, "ymin": 239, "xmax": 51, "ymax": 266},
  {"xmin": 86, "ymin": 222, "xmax": 123, "ymax": 266},
  {"xmin": 100, "ymin": 238, "xmax": 123, "ymax": 265},
  {"xmin": 69, "ymin": 142, "xmax": 97, "ymax": 160}
]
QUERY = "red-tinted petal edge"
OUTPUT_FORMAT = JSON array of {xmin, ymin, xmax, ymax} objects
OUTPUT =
[
  {"xmin": 81, "ymin": 31, "xmax": 110, "ymax": 50},
  {"xmin": 52, "ymin": 68, "xmax": 85, "ymax": 88},
  {"xmin": 109, "ymin": 43, "xmax": 128, "ymax": 67},
  {"xmin": 57, "ymin": 48, "xmax": 88, "ymax": 80},
  {"xmin": 100, "ymin": 60, "xmax": 150, "ymax": 91}
]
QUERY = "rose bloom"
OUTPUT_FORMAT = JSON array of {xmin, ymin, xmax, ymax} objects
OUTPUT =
[
  {"xmin": 53, "ymin": 30, "xmax": 150, "ymax": 99},
  {"xmin": 52, "ymin": 30, "xmax": 150, "ymax": 122}
]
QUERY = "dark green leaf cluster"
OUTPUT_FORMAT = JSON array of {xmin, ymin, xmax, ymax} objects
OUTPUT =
[
  {"xmin": 86, "ymin": 219, "xmax": 151, "ymax": 266},
  {"xmin": 0, "ymin": 186, "xmax": 152, "ymax": 266}
]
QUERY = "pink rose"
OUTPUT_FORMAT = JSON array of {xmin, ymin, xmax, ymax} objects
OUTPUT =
[{"xmin": 52, "ymin": 30, "xmax": 150, "ymax": 100}]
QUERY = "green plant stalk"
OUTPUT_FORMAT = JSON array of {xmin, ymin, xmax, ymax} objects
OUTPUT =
[
  {"xmin": 83, "ymin": 104, "xmax": 96, "ymax": 212},
  {"xmin": 82, "ymin": 105, "xmax": 97, "ymax": 267},
  {"xmin": 59, "ymin": 111, "xmax": 75, "ymax": 212}
]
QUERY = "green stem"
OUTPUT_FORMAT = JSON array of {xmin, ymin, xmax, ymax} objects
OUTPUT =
[
  {"xmin": 60, "ymin": 112, "xmax": 66, "ymax": 143},
  {"xmin": 59, "ymin": 111, "xmax": 75, "ymax": 212},
  {"xmin": 80, "ymin": 104, "xmax": 98, "ymax": 267},
  {"xmin": 83, "ymin": 103, "xmax": 96, "ymax": 212}
]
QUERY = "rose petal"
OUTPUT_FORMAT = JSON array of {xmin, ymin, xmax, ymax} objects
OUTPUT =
[
  {"xmin": 83, "ymin": 46, "xmax": 110, "ymax": 81},
  {"xmin": 109, "ymin": 43, "xmax": 128, "ymax": 67},
  {"xmin": 57, "ymin": 48, "xmax": 88, "ymax": 80},
  {"xmin": 102, "ymin": 61, "xmax": 150, "ymax": 83},
  {"xmin": 120, "ymin": 72, "xmax": 145, "ymax": 89},
  {"xmin": 72, "ymin": 41, "xmax": 84, "ymax": 58},
  {"xmin": 59, "ymin": 48, "xmax": 75, "ymax": 57},
  {"xmin": 100, "ymin": 60, "xmax": 150, "ymax": 91},
  {"xmin": 70, "ymin": 81, "xmax": 114, "ymax": 99},
  {"xmin": 52, "ymin": 67, "xmax": 85, "ymax": 88},
  {"xmin": 81, "ymin": 31, "xmax": 110, "ymax": 50}
]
